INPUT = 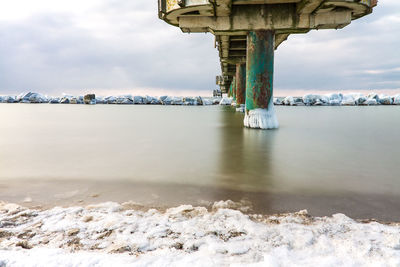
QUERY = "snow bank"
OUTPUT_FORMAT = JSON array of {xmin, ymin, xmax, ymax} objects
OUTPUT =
[{"xmin": 0, "ymin": 201, "xmax": 399, "ymax": 266}]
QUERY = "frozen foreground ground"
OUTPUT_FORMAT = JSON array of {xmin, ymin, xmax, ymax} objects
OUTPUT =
[{"xmin": 0, "ymin": 201, "xmax": 399, "ymax": 266}]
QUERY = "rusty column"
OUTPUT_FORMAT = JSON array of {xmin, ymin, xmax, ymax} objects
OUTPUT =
[
  {"xmin": 228, "ymin": 82, "xmax": 233, "ymax": 97},
  {"xmin": 232, "ymin": 76, "xmax": 236, "ymax": 101},
  {"xmin": 244, "ymin": 30, "xmax": 279, "ymax": 129},
  {"xmin": 235, "ymin": 63, "xmax": 246, "ymax": 106}
]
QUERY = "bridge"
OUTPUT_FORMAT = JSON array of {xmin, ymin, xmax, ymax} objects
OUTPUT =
[{"xmin": 158, "ymin": 0, "xmax": 377, "ymax": 129}]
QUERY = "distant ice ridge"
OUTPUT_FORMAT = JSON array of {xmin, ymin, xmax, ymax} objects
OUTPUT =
[
  {"xmin": 0, "ymin": 201, "xmax": 399, "ymax": 267},
  {"xmin": 0, "ymin": 92, "xmax": 221, "ymax": 106},
  {"xmin": 274, "ymin": 92, "xmax": 400, "ymax": 106},
  {"xmin": 1, "ymin": 92, "xmax": 400, "ymax": 106}
]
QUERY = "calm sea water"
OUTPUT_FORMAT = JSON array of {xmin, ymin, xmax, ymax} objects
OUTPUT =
[{"xmin": 0, "ymin": 104, "xmax": 399, "ymax": 220}]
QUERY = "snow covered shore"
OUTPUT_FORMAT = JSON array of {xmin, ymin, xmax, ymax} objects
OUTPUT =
[
  {"xmin": 1, "ymin": 92, "xmax": 400, "ymax": 106},
  {"xmin": 0, "ymin": 201, "xmax": 399, "ymax": 266}
]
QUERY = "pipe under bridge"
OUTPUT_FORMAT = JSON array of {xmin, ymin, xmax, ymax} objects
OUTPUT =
[{"xmin": 158, "ymin": 0, "xmax": 377, "ymax": 129}]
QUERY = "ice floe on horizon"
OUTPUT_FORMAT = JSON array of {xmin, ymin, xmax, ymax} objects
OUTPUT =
[
  {"xmin": 0, "ymin": 92, "xmax": 218, "ymax": 106},
  {"xmin": 1, "ymin": 92, "xmax": 400, "ymax": 106},
  {"xmin": 0, "ymin": 200, "xmax": 399, "ymax": 266},
  {"xmin": 275, "ymin": 92, "xmax": 400, "ymax": 106}
]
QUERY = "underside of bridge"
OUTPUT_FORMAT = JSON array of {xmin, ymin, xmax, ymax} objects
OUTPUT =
[{"xmin": 158, "ymin": 0, "xmax": 377, "ymax": 129}]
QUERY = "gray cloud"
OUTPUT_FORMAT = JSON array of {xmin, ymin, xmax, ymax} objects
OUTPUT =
[
  {"xmin": 275, "ymin": 2, "xmax": 400, "ymax": 92},
  {"xmin": 0, "ymin": 1, "xmax": 398, "ymax": 95}
]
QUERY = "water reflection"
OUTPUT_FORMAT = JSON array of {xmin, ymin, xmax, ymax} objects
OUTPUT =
[{"xmin": 213, "ymin": 106, "xmax": 277, "ymax": 210}]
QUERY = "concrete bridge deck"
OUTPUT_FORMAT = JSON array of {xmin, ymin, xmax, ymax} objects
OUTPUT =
[{"xmin": 159, "ymin": 0, "xmax": 376, "ymax": 93}]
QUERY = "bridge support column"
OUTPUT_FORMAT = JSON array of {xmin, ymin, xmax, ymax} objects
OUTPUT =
[
  {"xmin": 228, "ymin": 82, "xmax": 233, "ymax": 97},
  {"xmin": 232, "ymin": 77, "xmax": 237, "ymax": 102},
  {"xmin": 244, "ymin": 30, "xmax": 279, "ymax": 129},
  {"xmin": 235, "ymin": 63, "xmax": 246, "ymax": 112}
]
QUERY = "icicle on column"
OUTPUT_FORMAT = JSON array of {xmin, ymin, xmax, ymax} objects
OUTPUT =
[{"xmin": 244, "ymin": 30, "xmax": 279, "ymax": 129}]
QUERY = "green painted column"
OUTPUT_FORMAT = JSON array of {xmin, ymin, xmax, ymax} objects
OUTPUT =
[
  {"xmin": 228, "ymin": 82, "xmax": 233, "ymax": 97},
  {"xmin": 235, "ymin": 63, "xmax": 246, "ymax": 106},
  {"xmin": 244, "ymin": 30, "xmax": 279, "ymax": 129}
]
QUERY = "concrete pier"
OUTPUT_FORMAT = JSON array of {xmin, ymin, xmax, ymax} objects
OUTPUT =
[
  {"xmin": 244, "ymin": 31, "xmax": 278, "ymax": 129},
  {"xmin": 245, "ymin": 31, "xmax": 274, "ymax": 112},
  {"xmin": 235, "ymin": 63, "xmax": 246, "ymax": 107},
  {"xmin": 158, "ymin": 0, "xmax": 377, "ymax": 129},
  {"xmin": 231, "ymin": 77, "xmax": 237, "ymax": 102}
]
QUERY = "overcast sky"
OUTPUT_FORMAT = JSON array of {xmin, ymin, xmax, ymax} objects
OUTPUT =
[{"xmin": 0, "ymin": 0, "xmax": 399, "ymax": 96}]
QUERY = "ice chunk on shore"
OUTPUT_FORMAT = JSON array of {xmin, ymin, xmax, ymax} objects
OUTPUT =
[
  {"xmin": 303, "ymin": 94, "xmax": 322, "ymax": 106},
  {"xmin": 364, "ymin": 98, "xmax": 378, "ymax": 105},
  {"xmin": 142, "ymin": 95, "xmax": 160, "ymax": 105},
  {"xmin": 341, "ymin": 94, "xmax": 356, "ymax": 106},
  {"xmin": 326, "ymin": 93, "xmax": 343, "ymax": 105},
  {"xmin": 367, "ymin": 92, "xmax": 379, "ymax": 100},
  {"xmin": 115, "ymin": 95, "xmax": 133, "ymax": 104},
  {"xmin": 49, "ymin": 98, "xmax": 60, "ymax": 104},
  {"xmin": 183, "ymin": 97, "xmax": 198, "ymax": 105},
  {"xmin": 202, "ymin": 98, "xmax": 213, "ymax": 105},
  {"xmin": 350, "ymin": 93, "xmax": 367, "ymax": 105},
  {"xmin": 394, "ymin": 95, "xmax": 400, "ymax": 105},
  {"xmin": 161, "ymin": 96, "xmax": 183, "ymax": 105},
  {"xmin": 219, "ymin": 97, "xmax": 232, "ymax": 105},
  {"xmin": 0, "ymin": 96, "xmax": 16, "ymax": 103},
  {"xmin": 133, "ymin": 96, "xmax": 143, "ymax": 104},
  {"xmin": 104, "ymin": 96, "xmax": 117, "ymax": 104},
  {"xmin": 283, "ymin": 96, "xmax": 295, "ymax": 106},
  {"xmin": 212, "ymin": 98, "xmax": 221, "ymax": 105},
  {"xmin": 378, "ymin": 94, "xmax": 393, "ymax": 105},
  {"xmin": 16, "ymin": 92, "xmax": 48, "ymax": 103},
  {"xmin": 273, "ymin": 97, "xmax": 283, "ymax": 105}
]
